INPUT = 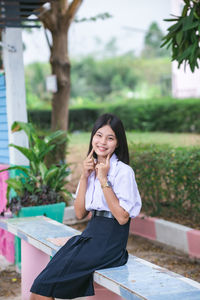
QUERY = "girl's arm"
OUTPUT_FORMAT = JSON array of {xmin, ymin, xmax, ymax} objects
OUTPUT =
[
  {"xmin": 95, "ymin": 154, "xmax": 130, "ymax": 225},
  {"xmin": 74, "ymin": 175, "xmax": 89, "ymax": 219},
  {"xmin": 101, "ymin": 185, "xmax": 130, "ymax": 225},
  {"xmin": 74, "ymin": 149, "xmax": 95, "ymax": 219}
]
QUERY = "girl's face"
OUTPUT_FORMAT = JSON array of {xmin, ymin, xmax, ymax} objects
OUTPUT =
[{"xmin": 92, "ymin": 125, "xmax": 118, "ymax": 159}]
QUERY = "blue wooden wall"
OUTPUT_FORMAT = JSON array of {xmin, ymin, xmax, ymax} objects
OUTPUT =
[{"xmin": 0, "ymin": 73, "xmax": 9, "ymax": 164}]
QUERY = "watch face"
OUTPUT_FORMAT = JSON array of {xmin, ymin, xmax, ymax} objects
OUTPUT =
[{"xmin": 107, "ymin": 180, "xmax": 112, "ymax": 187}]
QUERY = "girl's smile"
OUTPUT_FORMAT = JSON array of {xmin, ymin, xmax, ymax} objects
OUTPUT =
[{"xmin": 92, "ymin": 125, "xmax": 118, "ymax": 161}]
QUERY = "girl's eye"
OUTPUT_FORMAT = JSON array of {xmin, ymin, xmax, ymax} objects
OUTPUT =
[
  {"xmin": 108, "ymin": 137, "xmax": 114, "ymax": 141},
  {"xmin": 96, "ymin": 133, "xmax": 101, "ymax": 137}
]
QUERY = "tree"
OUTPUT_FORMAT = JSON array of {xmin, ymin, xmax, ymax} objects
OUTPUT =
[
  {"xmin": 38, "ymin": 0, "xmax": 83, "ymax": 135},
  {"xmin": 37, "ymin": 2, "xmax": 111, "ymax": 162},
  {"xmin": 36, "ymin": 0, "xmax": 82, "ymax": 163},
  {"xmin": 142, "ymin": 22, "xmax": 169, "ymax": 58},
  {"xmin": 162, "ymin": 0, "xmax": 200, "ymax": 72}
]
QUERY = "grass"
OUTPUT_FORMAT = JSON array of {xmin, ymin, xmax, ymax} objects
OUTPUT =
[{"xmin": 68, "ymin": 131, "xmax": 200, "ymax": 148}]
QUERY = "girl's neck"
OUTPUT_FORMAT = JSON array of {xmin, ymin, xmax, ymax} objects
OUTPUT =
[{"xmin": 97, "ymin": 156, "xmax": 106, "ymax": 164}]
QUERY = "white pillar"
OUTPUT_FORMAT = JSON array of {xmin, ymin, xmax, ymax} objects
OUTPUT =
[{"xmin": 2, "ymin": 28, "xmax": 29, "ymax": 165}]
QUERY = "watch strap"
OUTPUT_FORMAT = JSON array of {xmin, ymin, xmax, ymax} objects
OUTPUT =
[{"xmin": 101, "ymin": 180, "xmax": 112, "ymax": 189}]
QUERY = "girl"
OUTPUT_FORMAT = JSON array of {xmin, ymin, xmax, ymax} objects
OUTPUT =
[{"xmin": 30, "ymin": 113, "xmax": 142, "ymax": 300}]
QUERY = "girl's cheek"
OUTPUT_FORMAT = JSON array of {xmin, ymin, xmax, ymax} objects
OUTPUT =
[
  {"xmin": 92, "ymin": 136, "xmax": 98, "ymax": 144},
  {"xmin": 92, "ymin": 138, "xmax": 96, "ymax": 147}
]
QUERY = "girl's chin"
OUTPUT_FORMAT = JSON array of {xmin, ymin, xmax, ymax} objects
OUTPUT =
[
  {"xmin": 95, "ymin": 150, "xmax": 108, "ymax": 157},
  {"xmin": 96, "ymin": 152, "xmax": 107, "ymax": 157}
]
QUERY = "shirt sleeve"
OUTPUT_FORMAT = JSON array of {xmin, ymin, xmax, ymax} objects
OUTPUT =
[{"xmin": 113, "ymin": 165, "xmax": 142, "ymax": 218}]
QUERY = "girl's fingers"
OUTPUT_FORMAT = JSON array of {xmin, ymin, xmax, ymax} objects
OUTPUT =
[
  {"xmin": 88, "ymin": 148, "xmax": 94, "ymax": 158},
  {"xmin": 106, "ymin": 153, "xmax": 111, "ymax": 164},
  {"xmin": 86, "ymin": 162, "xmax": 95, "ymax": 168}
]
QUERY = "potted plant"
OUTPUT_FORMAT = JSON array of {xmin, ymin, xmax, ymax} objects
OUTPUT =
[{"xmin": 0, "ymin": 121, "xmax": 71, "ymax": 268}]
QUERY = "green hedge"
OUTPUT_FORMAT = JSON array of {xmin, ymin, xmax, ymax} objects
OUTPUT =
[
  {"xmin": 28, "ymin": 110, "xmax": 51, "ymax": 129},
  {"xmin": 129, "ymin": 143, "xmax": 200, "ymax": 222},
  {"xmin": 28, "ymin": 98, "xmax": 200, "ymax": 133}
]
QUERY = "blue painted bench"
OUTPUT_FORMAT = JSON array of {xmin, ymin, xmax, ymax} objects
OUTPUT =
[{"xmin": 0, "ymin": 216, "xmax": 200, "ymax": 300}]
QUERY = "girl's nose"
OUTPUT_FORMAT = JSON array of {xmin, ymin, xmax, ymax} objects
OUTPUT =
[{"xmin": 101, "ymin": 137, "xmax": 107, "ymax": 144}]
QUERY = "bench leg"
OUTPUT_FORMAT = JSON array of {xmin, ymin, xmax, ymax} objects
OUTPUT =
[
  {"xmin": 86, "ymin": 283, "xmax": 124, "ymax": 300},
  {"xmin": 21, "ymin": 240, "xmax": 50, "ymax": 300}
]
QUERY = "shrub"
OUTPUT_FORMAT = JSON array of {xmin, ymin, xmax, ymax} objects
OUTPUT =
[
  {"xmin": 28, "ymin": 98, "xmax": 200, "ymax": 133},
  {"xmin": 129, "ymin": 143, "xmax": 200, "ymax": 222}
]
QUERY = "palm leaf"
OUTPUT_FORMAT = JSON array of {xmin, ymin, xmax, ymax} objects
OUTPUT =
[
  {"xmin": 9, "ymin": 144, "xmax": 37, "ymax": 162},
  {"xmin": 0, "ymin": 165, "xmax": 30, "ymax": 175}
]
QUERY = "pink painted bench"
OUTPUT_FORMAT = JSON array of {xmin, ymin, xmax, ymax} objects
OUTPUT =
[{"xmin": 0, "ymin": 216, "xmax": 200, "ymax": 300}]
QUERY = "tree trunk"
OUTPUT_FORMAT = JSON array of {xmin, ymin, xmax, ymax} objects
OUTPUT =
[
  {"xmin": 38, "ymin": 0, "xmax": 83, "ymax": 163},
  {"xmin": 50, "ymin": 30, "xmax": 70, "ymax": 132}
]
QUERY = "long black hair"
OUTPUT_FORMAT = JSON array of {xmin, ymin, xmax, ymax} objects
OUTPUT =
[{"xmin": 88, "ymin": 113, "xmax": 129, "ymax": 164}]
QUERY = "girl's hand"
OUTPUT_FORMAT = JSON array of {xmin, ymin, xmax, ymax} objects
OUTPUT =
[
  {"xmin": 81, "ymin": 148, "xmax": 96, "ymax": 179},
  {"xmin": 95, "ymin": 153, "xmax": 111, "ymax": 185}
]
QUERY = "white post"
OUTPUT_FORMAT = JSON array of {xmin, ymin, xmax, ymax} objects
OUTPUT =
[{"xmin": 2, "ymin": 27, "xmax": 29, "ymax": 166}]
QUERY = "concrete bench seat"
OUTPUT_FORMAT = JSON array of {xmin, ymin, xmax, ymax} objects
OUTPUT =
[{"xmin": 0, "ymin": 216, "xmax": 200, "ymax": 300}]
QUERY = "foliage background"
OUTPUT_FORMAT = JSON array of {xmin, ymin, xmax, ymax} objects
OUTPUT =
[
  {"xmin": 28, "ymin": 98, "xmax": 200, "ymax": 133},
  {"xmin": 129, "ymin": 143, "xmax": 200, "ymax": 224}
]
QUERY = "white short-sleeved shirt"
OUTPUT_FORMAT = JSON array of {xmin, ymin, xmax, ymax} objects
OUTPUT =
[{"xmin": 76, "ymin": 153, "xmax": 142, "ymax": 218}]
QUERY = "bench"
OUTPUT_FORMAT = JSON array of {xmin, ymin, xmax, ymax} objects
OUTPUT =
[{"xmin": 0, "ymin": 216, "xmax": 200, "ymax": 300}]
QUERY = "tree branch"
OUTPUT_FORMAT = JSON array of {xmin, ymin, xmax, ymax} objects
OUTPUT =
[
  {"xmin": 74, "ymin": 12, "xmax": 112, "ymax": 23},
  {"xmin": 64, "ymin": 0, "xmax": 83, "ymax": 28},
  {"xmin": 38, "ymin": 6, "xmax": 56, "ymax": 32},
  {"xmin": 60, "ymin": 0, "xmax": 68, "ymax": 15},
  {"xmin": 43, "ymin": 27, "xmax": 52, "ymax": 51}
]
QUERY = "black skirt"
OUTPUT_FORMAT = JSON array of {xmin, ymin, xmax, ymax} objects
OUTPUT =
[{"xmin": 30, "ymin": 214, "xmax": 130, "ymax": 299}]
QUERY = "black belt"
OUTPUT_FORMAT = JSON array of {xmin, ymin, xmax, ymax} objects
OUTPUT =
[{"xmin": 92, "ymin": 210, "xmax": 115, "ymax": 219}]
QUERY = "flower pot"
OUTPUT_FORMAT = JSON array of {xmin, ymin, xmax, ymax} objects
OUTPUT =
[{"xmin": 15, "ymin": 202, "xmax": 66, "ymax": 270}]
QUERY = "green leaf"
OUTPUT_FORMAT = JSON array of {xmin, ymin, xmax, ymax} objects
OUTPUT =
[
  {"xmin": 177, "ymin": 45, "xmax": 193, "ymax": 62},
  {"xmin": 182, "ymin": 4, "xmax": 189, "ymax": 18},
  {"xmin": 9, "ymin": 144, "xmax": 37, "ymax": 162},
  {"xmin": 44, "ymin": 167, "xmax": 59, "ymax": 184},
  {"xmin": 160, "ymin": 37, "xmax": 171, "ymax": 48},
  {"xmin": 45, "ymin": 130, "xmax": 67, "ymax": 144},
  {"xmin": 6, "ymin": 178, "xmax": 24, "ymax": 196},
  {"xmin": 0, "ymin": 165, "xmax": 29, "ymax": 175},
  {"xmin": 163, "ymin": 18, "xmax": 179, "ymax": 22},
  {"xmin": 38, "ymin": 144, "xmax": 55, "ymax": 161},
  {"xmin": 11, "ymin": 121, "xmax": 37, "ymax": 146},
  {"xmin": 38, "ymin": 162, "xmax": 47, "ymax": 180},
  {"xmin": 194, "ymin": 11, "xmax": 200, "ymax": 20},
  {"xmin": 183, "ymin": 20, "xmax": 199, "ymax": 31},
  {"xmin": 176, "ymin": 31, "xmax": 183, "ymax": 45}
]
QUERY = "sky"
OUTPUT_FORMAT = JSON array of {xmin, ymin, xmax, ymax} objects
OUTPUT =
[{"xmin": 22, "ymin": 0, "xmax": 171, "ymax": 65}]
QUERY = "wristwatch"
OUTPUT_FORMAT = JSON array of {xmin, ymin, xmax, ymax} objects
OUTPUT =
[{"xmin": 101, "ymin": 180, "xmax": 112, "ymax": 189}]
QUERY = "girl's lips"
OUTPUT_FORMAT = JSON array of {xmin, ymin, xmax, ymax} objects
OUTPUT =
[{"xmin": 97, "ymin": 146, "xmax": 107, "ymax": 151}]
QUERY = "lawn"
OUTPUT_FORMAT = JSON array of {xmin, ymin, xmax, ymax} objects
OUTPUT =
[{"xmin": 68, "ymin": 131, "xmax": 200, "ymax": 148}]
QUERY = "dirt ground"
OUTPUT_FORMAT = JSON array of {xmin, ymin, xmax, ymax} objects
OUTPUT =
[{"xmin": 0, "ymin": 261, "xmax": 21, "ymax": 299}]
